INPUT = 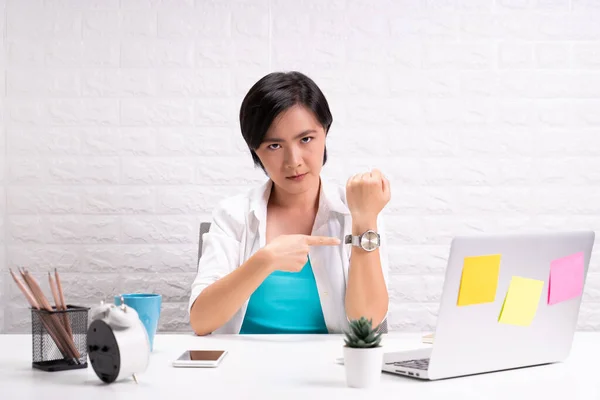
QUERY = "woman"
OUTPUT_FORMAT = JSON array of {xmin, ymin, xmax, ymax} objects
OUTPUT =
[{"xmin": 189, "ymin": 71, "xmax": 391, "ymax": 335}]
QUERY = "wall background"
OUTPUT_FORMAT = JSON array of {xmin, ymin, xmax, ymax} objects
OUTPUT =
[{"xmin": 1, "ymin": 0, "xmax": 600, "ymax": 333}]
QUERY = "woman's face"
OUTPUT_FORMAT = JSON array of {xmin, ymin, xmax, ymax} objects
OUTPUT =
[{"xmin": 254, "ymin": 104, "xmax": 326, "ymax": 195}]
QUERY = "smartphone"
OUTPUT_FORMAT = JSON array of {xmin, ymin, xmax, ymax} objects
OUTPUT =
[{"xmin": 172, "ymin": 350, "xmax": 228, "ymax": 368}]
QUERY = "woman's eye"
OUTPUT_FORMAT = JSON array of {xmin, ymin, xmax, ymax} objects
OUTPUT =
[
  {"xmin": 301, "ymin": 137, "xmax": 313, "ymax": 143},
  {"xmin": 267, "ymin": 143, "xmax": 280, "ymax": 150}
]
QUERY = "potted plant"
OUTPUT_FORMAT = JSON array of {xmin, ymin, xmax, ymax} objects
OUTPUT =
[{"xmin": 343, "ymin": 316, "xmax": 384, "ymax": 388}]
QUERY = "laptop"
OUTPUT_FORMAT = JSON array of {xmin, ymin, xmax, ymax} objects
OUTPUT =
[{"xmin": 383, "ymin": 230, "xmax": 595, "ymax": 380}]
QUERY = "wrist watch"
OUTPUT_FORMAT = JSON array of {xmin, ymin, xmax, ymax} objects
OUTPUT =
[{"xmin": 344, "ymin": 230, "xmax": 381, "ymax": 252}]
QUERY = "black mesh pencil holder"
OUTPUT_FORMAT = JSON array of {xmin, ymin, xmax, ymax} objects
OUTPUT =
[{"xmin": 31, "ymin": 305, "xmax": 90, "ymax": 372}]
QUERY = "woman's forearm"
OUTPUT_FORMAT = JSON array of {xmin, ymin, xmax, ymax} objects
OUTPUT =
[
  {"xmin": 345, "ymin": 218, "xmax": 389, "ymax": 326},
  {"xmin": 190, "ymin": 249, "xmax": 273, "ymax": 336}
]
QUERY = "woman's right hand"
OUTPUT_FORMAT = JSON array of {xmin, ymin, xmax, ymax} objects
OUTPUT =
[{"xmin": 260, "ymin": 234, "xmax": 341, "ymax": 273}]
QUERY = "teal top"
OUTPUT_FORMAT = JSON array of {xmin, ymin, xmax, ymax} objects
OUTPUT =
[{"xmin": 240, "ymin": 257, "xmax": 328, "ymax": 334}]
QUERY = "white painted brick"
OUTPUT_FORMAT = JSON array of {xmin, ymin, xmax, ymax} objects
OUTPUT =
[
  {"xmin": 156, "ymin": 185, "xmax": 248, "ymax": 214},
  {"xmin": 8, "ymin": 127, "xmax": 81, "ymax": 156},
  {"xmin": 121, "ymin": 99, "xmax": 194, "ymax": 126},
  {"xmin": 196, "ymin": 157, "xmax": 266, "ymax": 186},
  {"xmin": 573, "ymin": 44, "xmax": 600, "ymax": 69},
  {"xmin": 157, "ymin": 69, "xmax": 232, "ymax": 97},
  {"xmin": 529, "ymin": 129, "xmax": 600, "ymax": 157},
  {"xmin": 499, "ymin": 43, "xmax": 533, "ymax": 69},
  {"xmin": 7, "ymin": 186, "xmax": 82, "ymax": 214},
  {"xmin": 462, "ymin": 15, "xmax": 536, "ymax": 42},
  {"xmin": 194, "ymin": 98, "xmax": 238, "ymax": 126},
  {"xmin": 121, "ymin": 40, "xmax": 194, "ymax": 67},
  {"xmin": 47, "ymin": 216, "xmax": 121, "ymax": 244},
  {"xmin": 3, "ymin": 305, "xmax": 32, "ymax": 333},
  {"xmin": 7, "ymin": 216, "xmax": 49, "ymax": 244},
  {"xmin": 574, "ymin": 100, "xmax": 600, "ymax": 126},
  {"xmin": 43, "ymin": 40, "xmax": 120, "ymax": 67},
  {"xmin": 7, "ymin": 158, "xmax": 47, "ymax": 184},
  {"xmin": 344, "ymin": 69, "xmax": 390, "ymax": 97},
  {"xmin": 388, "ymin": 302, "xmax": 439, "ymax": 331},
  {"xmin": 122, "ymin": 9, "xmax": 157, "ymax": 38},
  {"xmin": 537, "ymin": 14, "xmax": 600, "ymax": 41},
  {"xmin": 82, "ymin": 10, "xmax": 157, "ymax": 39},
  {"xmin": 120, "ymin": 0, "xmax": 161, "ymax": 8},
  {"xmin": 389, "ymin": 274, "xmax": 445, "ymax": 303},
  {"xmin": 271, "ymin": 11, "xmax": 310, "ymax": 38},
  {"xmin": 120, "ymin": 273, "xmax": 196, "ymax": 302},
  {"xmin": 390, "ymin": 14, "xmax": 459, "ymax": 41},
  {"xmin": 423, "ymin": 43, "xmax": 493, "ymax": 69},
  {"xmin": 7, "ymin": 40, "xmax": 45, "ymax": 67},
  {"xmin": 121, "ymin": 216, "xmax": 199, "ymax": 244},
  {"xmin": 346, "ymin": 99, "xmax": 423, "ymax": 127},
  {"xmin": 80, "ymin": 244, "xmax": 196, "ymax": 274},
  {"xmin": 572, "ymin": 0, "xmax": 600, "ymax": 10},
  {"xmin": 7, "ymin": 245, "xmax": 80, "ymax": 272},
  {"xmin": 122, "ymin": 157, "xmax": 195, "ymax": 184},
  {"xmin": 159, "ymin": 302, "xmax": 190, "ymax": 332},
  {"xmin": 387, "ymin": 245, "xmax": 451, "ymax": 275},
  {"xmin": 232, "ymin": 7, "xmax": 269, "ymax": 39},
  {"xmin": 578, "ymin": 303, "xmax": 600, "ymax": 330},
  {"xmin": 155, "ymin": 127, "xmax": 247, "ymax": 156},
  {"xmin": 82, "ymin": 186, "xmax": 156, "ymax": 214},
  {"xmin": 8, "ymin": 99, "xmax": 120, "ymax": 126},
  {"xmin": 196, "ymin": 38, "xmax": 268, "ymax": 68},
  {"xmin": 535, "ymin": 43, "xmax": 571, "ymax": 69},
  {"xmin": 50, "ymin": 0, "xmax": 120, "ymax": 8},
  {"xmin": 81, "ymin": 128, "xmax": 157, "ymax": 156},
  {"xmin": 81, "ymin": 69, "xmax": 157, "ymax": 97},
  {"xmin": 46, "ymin": 157, "xmax": 120, "ymax": 184},
  {"xmin": 157, "ymin": 8, "xmax": 199, "ymax": 38},
  {"xmin": 7, "ymin": 9, "xmax": 81, "ymax": 39},
  {"xmin": 7, "ymin": 69, "xmax": 81, "ymax": 97},
  {"xmin": 270, "ymin": 0, "xmax": 344, "ymax": 12}
]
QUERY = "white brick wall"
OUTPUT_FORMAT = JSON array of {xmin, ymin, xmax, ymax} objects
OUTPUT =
[{"xmin": 1, "ymin": 0, "xmax": 600, "ymax": 333}]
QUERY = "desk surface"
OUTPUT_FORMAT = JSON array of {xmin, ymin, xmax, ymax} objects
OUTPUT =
[{"xmin": 1, "ymin": 332, "xmax": 599, "ymax": 400}]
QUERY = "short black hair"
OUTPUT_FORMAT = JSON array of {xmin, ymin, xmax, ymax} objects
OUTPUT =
[{"xmin": 239, "ymin": 71, "xmax": 333, "ymax": 174}]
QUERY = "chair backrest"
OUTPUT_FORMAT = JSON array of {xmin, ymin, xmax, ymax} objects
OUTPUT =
[{"xmin": 197, "ymin": 222, "xmax": 211, "ymax": 270}]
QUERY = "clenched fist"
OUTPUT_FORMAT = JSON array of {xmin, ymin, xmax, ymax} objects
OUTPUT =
[
  {"xmin": 346, "ymin": 168, "xmax": 391, "ymax": 222},
  {"xmin": 260, "ymin": 234, "xmax": 341, "ymax": 273}
]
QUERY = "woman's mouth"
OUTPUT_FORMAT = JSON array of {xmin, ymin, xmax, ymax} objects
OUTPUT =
[{"xmin": 286, "ymin": 173, "xmax": 307, "ymax": 181}]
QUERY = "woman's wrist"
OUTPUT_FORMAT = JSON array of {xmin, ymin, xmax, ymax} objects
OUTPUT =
[{"xmin": 251, "ymin": 247, "xmax": 275, "ymax": 275}]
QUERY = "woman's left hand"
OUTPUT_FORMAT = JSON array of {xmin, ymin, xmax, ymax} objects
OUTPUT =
[{"xmin": 346, "ymin": 168, "xmax": 391, "ymax": 223}]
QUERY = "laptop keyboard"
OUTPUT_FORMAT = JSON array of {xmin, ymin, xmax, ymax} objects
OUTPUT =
[{"xmin": 386, "ymin": 358, "xmax": 430, "ymax": 370}]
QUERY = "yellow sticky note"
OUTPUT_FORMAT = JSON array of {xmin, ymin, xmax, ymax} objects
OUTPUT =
[
  {"xmin": 457, "ymin": 254, "xmax": 501, "ymax": 306},
  {"xmin": 498, "ymin": 276, "xmax": 544, "ymax": 326}
]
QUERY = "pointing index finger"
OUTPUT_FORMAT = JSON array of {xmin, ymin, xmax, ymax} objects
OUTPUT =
[{"xmin": 305, "ymin": 236, "xmax": 341, "ymax": 246}]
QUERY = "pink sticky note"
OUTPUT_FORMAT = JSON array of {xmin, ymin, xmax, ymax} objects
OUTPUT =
[{"xmin": 548, "ymin": 252, "xmax": 585, "ymax": 305}]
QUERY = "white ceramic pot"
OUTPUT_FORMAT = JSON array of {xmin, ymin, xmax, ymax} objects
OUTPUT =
[{"xmin": 343, "ymin": 346, "xmax": 384, "ymax": 388}]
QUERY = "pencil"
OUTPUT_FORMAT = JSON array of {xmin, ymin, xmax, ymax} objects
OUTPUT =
[
  {"xmin": 9, "ymin": 269, "xmax": 71, "ymax": 360},
  {"xmin": 54, "ymin": 269, "xmax": 74, "ymax": 339},
  {"xmin": 49, "ymin": 272, "xmax": 73, "ymax": 340},
  {"xmin": 20, "ymin": 269, "xmax": 81, "ymax": 361}
]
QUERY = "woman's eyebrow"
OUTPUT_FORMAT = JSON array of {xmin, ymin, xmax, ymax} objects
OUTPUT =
[{"xmin": 264, "ymin": 129, "xmax": 317, "ymax": 143}]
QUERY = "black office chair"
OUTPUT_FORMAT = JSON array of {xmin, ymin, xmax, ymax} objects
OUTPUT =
[
  {"xmin": 195, "ymin": 221, "xmax": 388, "ymax": 333},
  {"xmin": 197, "ymin": 222, "xmax": 212, "ymax": 270}
]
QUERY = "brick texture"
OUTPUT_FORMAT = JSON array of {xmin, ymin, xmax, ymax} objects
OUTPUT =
[{"xmin": 1, "ymin": 0, "xmax": 600, "ymax": 333}]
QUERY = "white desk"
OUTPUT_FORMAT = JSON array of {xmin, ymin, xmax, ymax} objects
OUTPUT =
[{"xmin": 1, "ymin": 332, "xmax": 599, "ymax": 400}]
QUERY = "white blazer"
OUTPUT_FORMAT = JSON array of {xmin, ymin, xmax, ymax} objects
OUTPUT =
[{"xmin": 188, "ymin": 178, "xmax": 390, "ymax": 334}]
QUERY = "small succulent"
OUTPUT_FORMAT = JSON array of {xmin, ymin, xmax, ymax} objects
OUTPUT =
[{"xmin": 344, "ymin": 317, "xmax": 382, "ymax": 348}]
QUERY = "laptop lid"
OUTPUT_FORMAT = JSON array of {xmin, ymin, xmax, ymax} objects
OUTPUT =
[{"xmin": 427, "ymin": 230, "xmax": 595, "ymax": 380}]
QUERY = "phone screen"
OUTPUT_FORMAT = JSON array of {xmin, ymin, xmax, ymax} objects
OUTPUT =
[{"xmin": 181, "ymin": 350, "xmax": 225, "ymax": 361}]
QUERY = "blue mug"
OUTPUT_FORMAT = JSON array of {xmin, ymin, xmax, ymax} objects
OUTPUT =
[{"xmin": 114, "ymin": 293, "xmax": 162, "ymax": 352}]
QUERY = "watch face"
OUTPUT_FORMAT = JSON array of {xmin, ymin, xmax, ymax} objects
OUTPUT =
[{"xmin": 360, "ymin": 230, "xmax": 380, "ymax": 251}]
